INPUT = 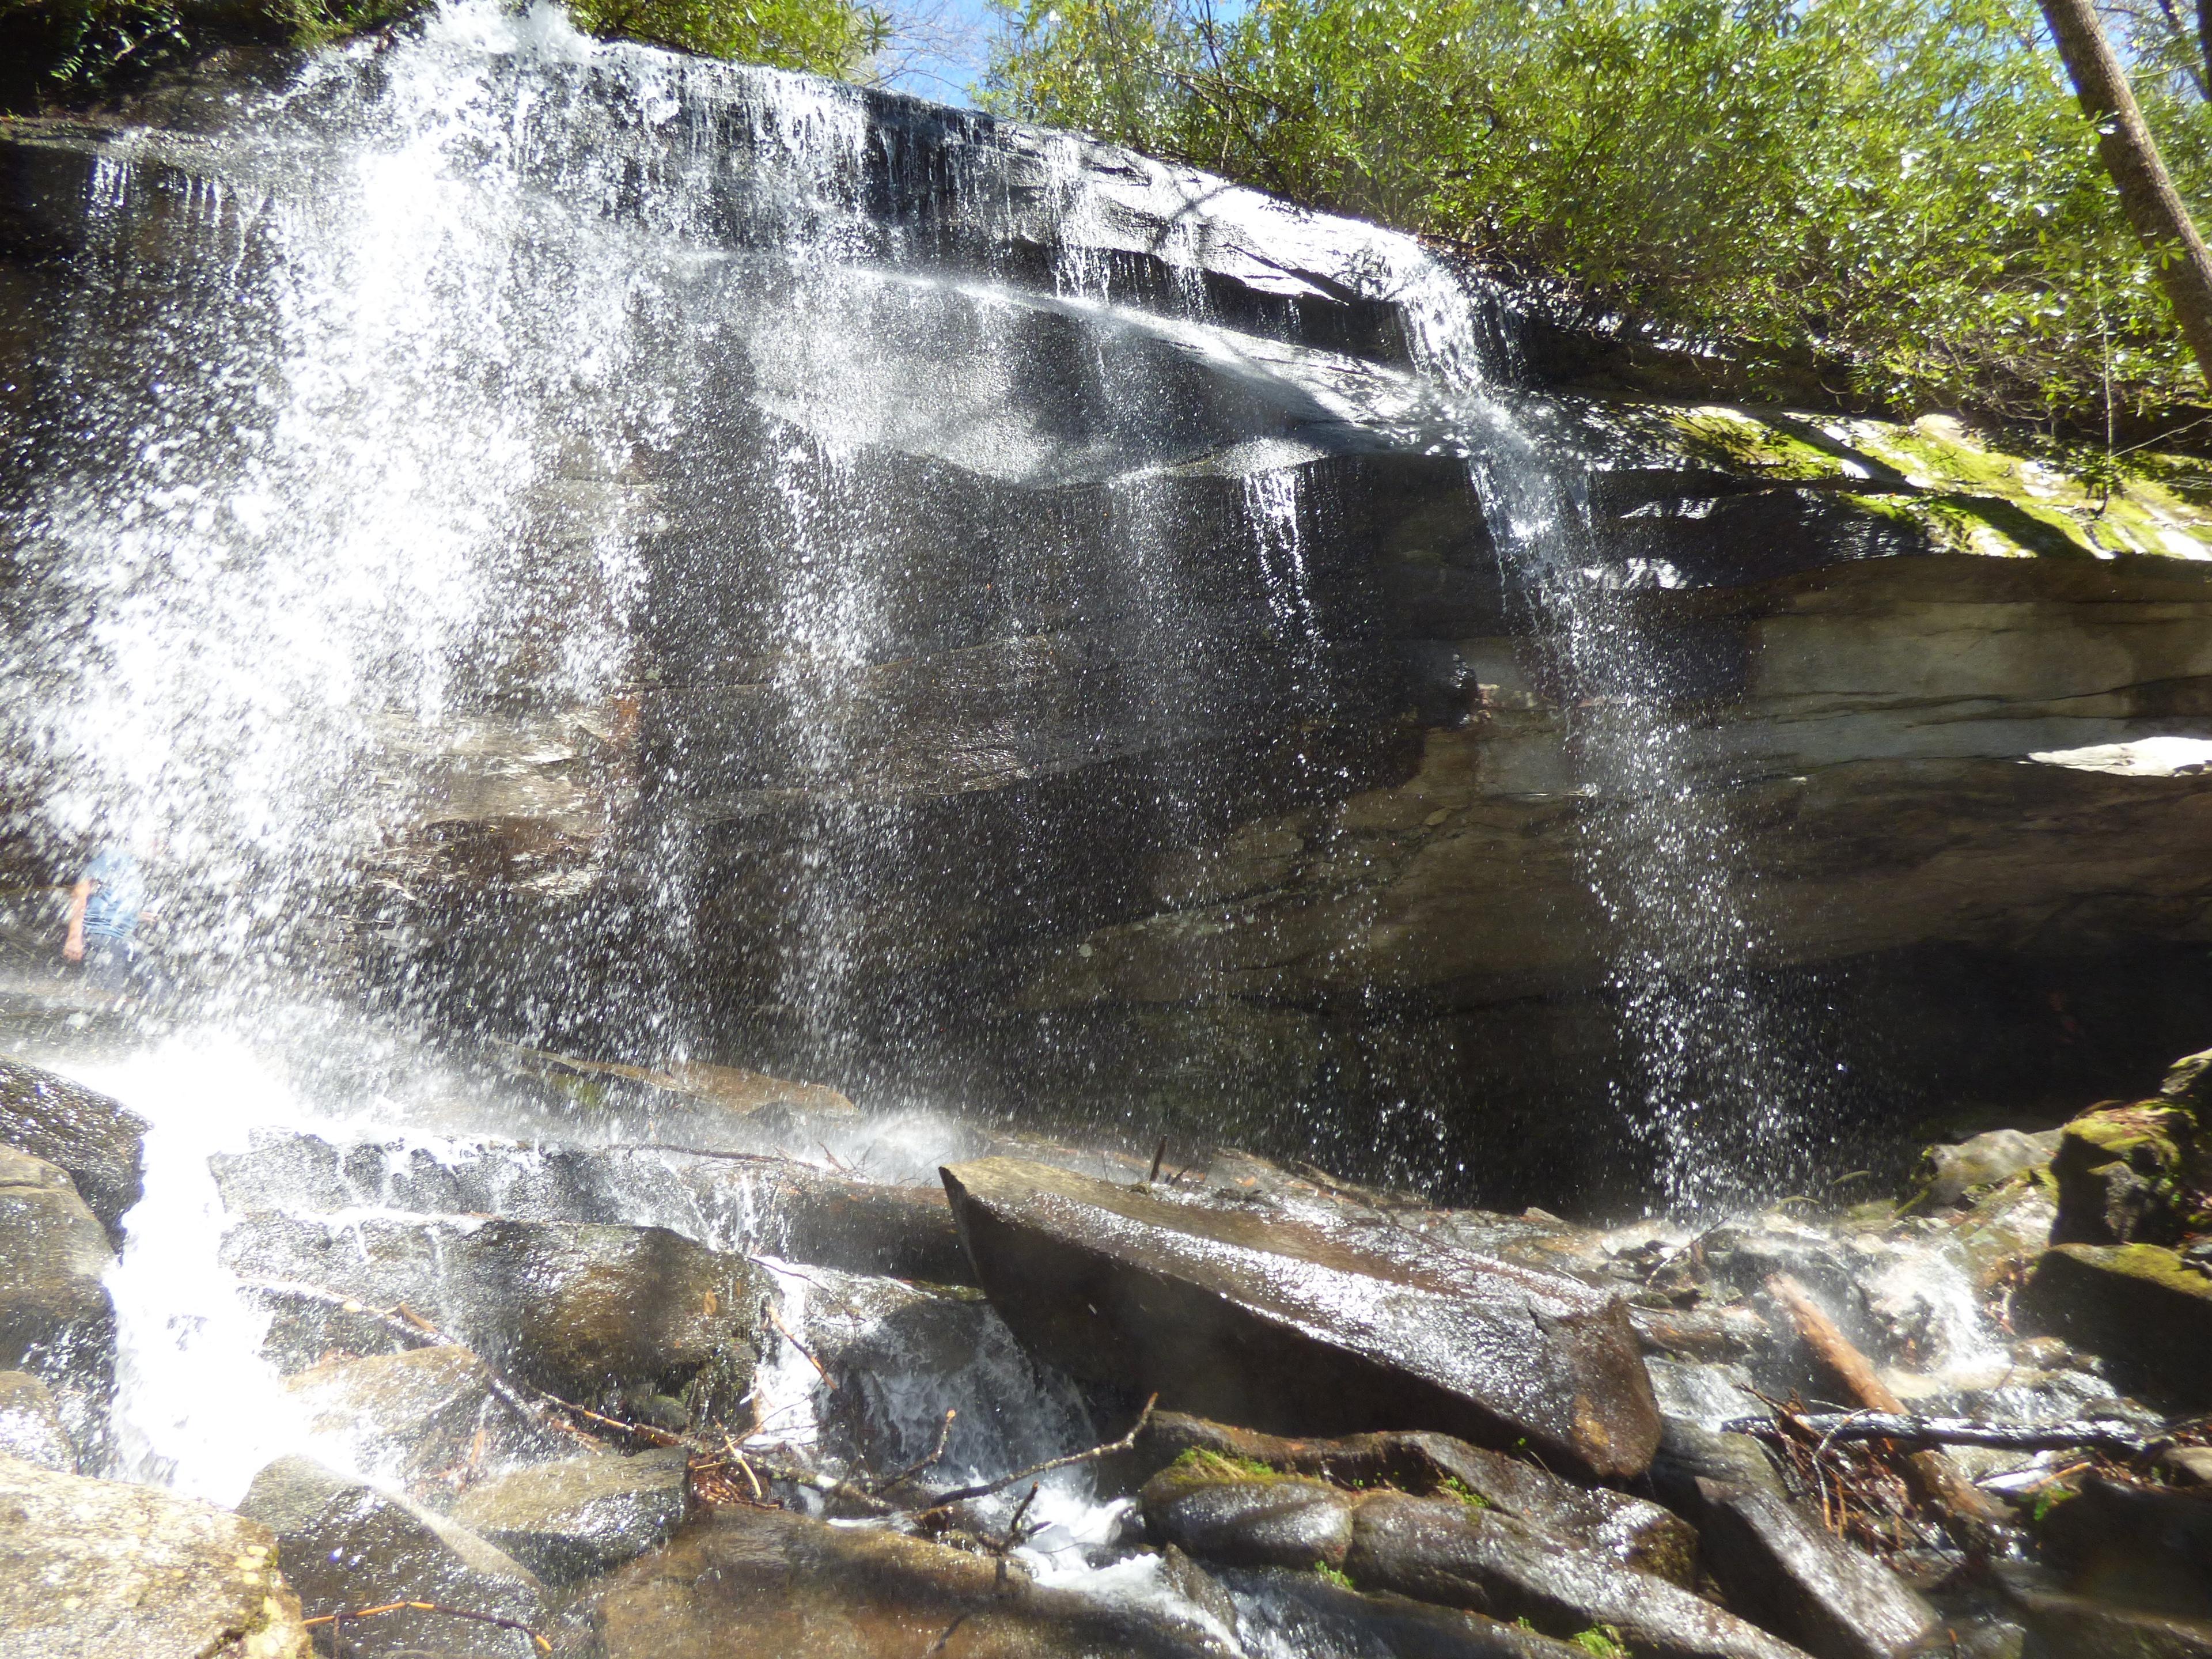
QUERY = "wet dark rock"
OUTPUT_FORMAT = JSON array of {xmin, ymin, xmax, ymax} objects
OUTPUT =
[
  {"xmin": 0, "ymin": 1369, "xmax": 73, "ymax": 1472},
  {"xmin": 219, "ymin": 1212, "xmax": 762, "ymax": 1408},
  {"xmin": 1225, "ymin": 1567, "xmax": 1596, "ymax": 1658},
  {"xmin": 2013, "ymin": 1244, "xmax": 2212, "ymax": 1404},
  {"xmin": 941, "ymin": 1158, "xmax": 1661, "ymax": 1480},
  {"xmin": 210, "ymin": 1128, "xmax": 978, "ymax": 1285},
  {"xmin": 2038, "ymin": 1474, "xmax": 2212, "ymax": 1619},
  {"xmin": 1141, "ymin": 1460, "xmax": 1357, "ymax": 1569},
  {"xmin": 1694, "ymin": 1480, "xmax": 1937, "ymax": 1659},
  {"xmin": 1921, "ymin": 1129, "xmax": 2062, "ymax": 1207},
  {"xmin": 1158, "ymin": 1544, "xmax": 1241, "ymax": 1641},
  {"xmin": 238, "ymin": 1455, "xmax": 546, "ymax": 1658},
  {"xmin": 585, "ymin": 1502, "xmax": 1241, "ymax": 1658},
  {"xmin": 2012, "ymin": 1585, "xmax": 2212, "ymax": 1658},
  {"xmin": 0, "ymin": 1449, "xmax": 312, "ymax": 1657},
  {"xmin": 283, "ymin": 1343, "xmax": 551, "ymax": 1483},
  {"xmin": 450, "ymin": 1445, "xmax": 689, "ymax": 1582},
  {"xmin": 0, "ymin": 1055, "xmax": 144, "ymax": 1240},
  {"xmin": 1632, "ymin": 1302, "xmax": 1777, "ymax": 1365},
  {"xmin": 1342, "ymin": 1491, "xmax": 1811, "ymax": 1659},
  {"xmin": 0, "ymin": 1147, "xmax": 113, "ymax": 1429},
  {"xmin": 1127, "ymin": 1411, "xmax": 1695, "ymax": 1582},
  {"xmin": 2049, "ymin": 1102, "xmax": 2207, "ymax": 1247},
  {"xmin": 1648, "ymin": 1420, "xmax": 1787, "ymax": 1512}
]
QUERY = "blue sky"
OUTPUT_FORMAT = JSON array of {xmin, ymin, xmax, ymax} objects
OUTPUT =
[{"xmin": 879, "ymin": 0, "xmax": 1002, "ymax": 105}]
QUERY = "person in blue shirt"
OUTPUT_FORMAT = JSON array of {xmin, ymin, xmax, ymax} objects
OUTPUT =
[{"xmin": 62, "ymin": 835, "xmax": 162, "ymax": 997}]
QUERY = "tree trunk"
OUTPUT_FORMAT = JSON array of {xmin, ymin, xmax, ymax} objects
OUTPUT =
[{"xmin": 2040, "ymin": 0, "xmax": 2212, "ymax": 394}]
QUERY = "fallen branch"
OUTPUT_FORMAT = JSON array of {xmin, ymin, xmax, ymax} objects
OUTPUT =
[
  {"xmin": 1721, "ymin": 1411, "xmax": 2157, "ymax": 1456},
  {"xmin": 1765, "ymin": 1275, "xmax": 2008, "ymax": 1528},
  {"xmin": 763, "ymin": 1302, "xmax": 834, "ymax": 1386},
  {"xmin": 893, "ymin": 1394, "xmax": 1158, "ymax": 1520},
  {"xmin": 304, "ymin": 1600, "xmax": 550, "ymax": 1654}
]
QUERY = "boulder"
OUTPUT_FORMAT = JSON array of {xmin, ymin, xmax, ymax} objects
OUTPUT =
[
  {"xmin": 1141, "ymin": 1457, "xmax": 1357, "ymax": 1570},
  {"xmin": 219, "ymin": 1213, "xmax": 762, "ymax": 1410},
  {"xmin": 1694, "ymin": 1480, "xmax": 1937, "ymax": 1659},
  {"xmin": 211, "ymin": 1130, "xmax": 977, "ymax": 1285},
  {"xmin": 940, "ymin": 1158, "xmax": 1661, "ymax": 1480},
  {"xmin": 586, "ymin": 1502, "xmax": 1243, "ymax": 1658},
  {"xmin": 2160, "ymin": 1047, "xmax": 2212, "ymax": 1111},
  {"xmin": 2012, "ymin": 1586, "xmax": 2212, "ymax": 1658},
  {"xmin": 2049, "ymin": 1103, "xmax": 2207, "ymax": 1247},
  {"xmin": 283, "ymin": 1343, "xmax": 550, "ymax": 1483},
  {"xmin": 1921, "ymin": 1128, "xmax": 2061, "ymax": 1207},
  {"xmin": 2038, "ymin": 1475, "xmax": 2212, "ymax": 1619},
  {"xmin": 1125, "ymin": 1411, "xmax": 1694, "ymax": 1583},
  {"xmin": 0, "ymin": 1148, "xmax": 113, "ymax": 1406},
  {"xmin": 0, "ymin": 1369, "xmax": 74, "ymax": 1472},
  {"xmin": 450, "ymin": 1446, "xmax": 690, "ymax": 1581},
  {"xmin": 1224, "ymin": 1566, "xmax": 1598, "ymax": 1658},
  {"xmin": 0, "ymin": 1449, "xmax": 312, "ymax": 1657},
  {"xmin": 1342, "ymin": 1491, "xmax": 1812, "ymax": 1659},
  {"xmin": 2014, "ymin": 1244, "xmax": 2212, "ymax": 1404},
  {"xmin": 238, "ymin": 1455, "xmax": 546, "ymax": 1658},
  {"xmin": 0, "ymin": 1056, "xmax": 145, "ymax": 1239},
  {"xmin": 1648, "ymin": 1420, "xmax": 1787, "ymax": 1514}
]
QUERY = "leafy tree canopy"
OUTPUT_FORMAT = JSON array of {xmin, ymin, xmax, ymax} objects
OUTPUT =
[{"xmin": 984, "ymin": 0, "xmax": 2212, "ymax": 430}]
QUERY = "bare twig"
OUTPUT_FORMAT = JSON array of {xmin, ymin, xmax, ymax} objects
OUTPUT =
[
  {"xmin": 893, "ymin": 1394, "xmax": 1158, "ymax": 1520},
  {"xmin": 1722, "ymin": 1412, "xmax": 2159, "ymax": 1456},
  {"xmin": 301, "ymin": 1600, "xmax": 550, "ymax": 1654},
  {"xmin": 875, "ymin": 1410, "xmax": 959, "ymax": 1493},
  {"xmin": 763, "ymin": 1302, "xmax": 833, "ymax": 1387}
]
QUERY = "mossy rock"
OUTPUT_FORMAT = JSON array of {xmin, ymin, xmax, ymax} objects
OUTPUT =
[
  {"xmin": 2014, "ymin": 1243, "xmax": 2212, "ymax": 1405},
  {"xmin": 2051, "ymin": 1100, "xmax": 2210, "ymax": 1247},
  {"xmin": 1660, "ymin": 405, "xmax": 2212, "ymax": 560}
]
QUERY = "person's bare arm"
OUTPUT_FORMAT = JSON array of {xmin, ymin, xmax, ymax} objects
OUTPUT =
[{"xmin": 63, "ymin": 880, "xmax": 92, "ymax": 963}]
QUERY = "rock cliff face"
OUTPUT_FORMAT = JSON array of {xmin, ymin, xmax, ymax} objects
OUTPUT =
[{"xmin": 4, "ymin": 27, "xmax": 2212, "ymax": 1197}]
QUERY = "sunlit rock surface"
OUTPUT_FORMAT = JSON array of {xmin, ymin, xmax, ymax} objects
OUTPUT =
[
  {"xmin": 941, "ymin": 1157, "xmax": 1661, "ymax": 1480},
  {"xmin": 0, "ymin": 1450, "xmax": 312, "ymax": 1658}
]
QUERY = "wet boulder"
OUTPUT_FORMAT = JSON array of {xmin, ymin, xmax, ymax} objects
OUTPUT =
[
  {"xmin": 2014, "ymin": 1243, "xmax": 2212, "ymax": 1404},
  {"xmin": 1141, "ymin": 1455, "xmax": 1357, "ymax": 1569},
  {"xmin": 1225, "ymin": 1567, "xmax": 1598, "ymax": 1658},
  {"xmin": 283, "ymin": 1342, "xmax": 552, "ymax": 1483},
  {"xmin": 0, "ymin": 1369, "xmax": 75, "ymax": 1471},
  {"xmin": 1342, "ymin": 1491, "xmax": 1812, "ymax": 1659},
  {"xmin": 238, "ymin": 1455, "xmax": 546, "ymax": 1659},
  {"xmin": 0, "ymin": 1056, "xmax": 145, "ymax": 1239},
  {"xmin": 2038, "ymin": 1474, "xmax": 2212, "ymax": 1619},
  {"xmin": 586, "ymin": 1502, "xmax": 1242, "ymax": 1658},
  {"xmin": 2048, "ymin": 1101, "xmax": 2207, "ymax": 1247},
  {"xmin": 2011, "ymin": 1585, "xmax": 2212, "ymax": 1658},
  {"xmin": 450, "ymin": 1446, "xmax": 690, "ymax": 1581},
  {"xmin": 219, "ymin": 1213, "xmax": 762, "ymax": 1410},
  {"xmin": 1919, "ymin": 1128, "xmax": 2061, "ymax": 1208},
  {"xmin": 1648, "ymin": 1419, "xmax": 1787, "ymax": 1513},
  {"xmin": 941, "ymin": 1158, "xmax": 1661, "ymax": 1480},
  {"xmin": 2160, "ymin": 1047, "xmax": 2212, "ymax": 1111},
  {"xmin": 1127, "ymin": 1411, "xmax": 1694, "ymax": 1583},
  {"xmin": 0, "ymin": 1148, "xmax": 114, "ymax": 1417},
  {"xmin": 0, "ymin": 1450, "xmax": 312, "ymax": 1657},
  {"xmin": 1694, "ymin": 1480, "xmax": 1937, "ymax": 1659}
]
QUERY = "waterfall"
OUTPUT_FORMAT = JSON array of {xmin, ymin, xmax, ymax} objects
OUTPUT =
[{"xmin": 0, "ymin": 0, "xmax": 1811, "ymax": 1215}]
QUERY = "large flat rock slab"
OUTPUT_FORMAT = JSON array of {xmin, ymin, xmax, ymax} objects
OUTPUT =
[
  {"xmin": 940, "ymin": 1158, "xmax": 1660, "ymax": 1479},
  {"xmin": 0, "ymin": 1449, "xmax": 312, "ymax": 1657}
]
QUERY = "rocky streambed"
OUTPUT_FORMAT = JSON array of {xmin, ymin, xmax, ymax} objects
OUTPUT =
[{"xmin": 2, "ymin": 1021, "xmax": 2209, "ymax": 1659}]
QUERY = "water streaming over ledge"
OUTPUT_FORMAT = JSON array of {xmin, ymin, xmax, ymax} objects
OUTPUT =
[{"xmin": 0, "ymin": 0, "xmax": 1873, "ymax": 1580}]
